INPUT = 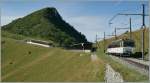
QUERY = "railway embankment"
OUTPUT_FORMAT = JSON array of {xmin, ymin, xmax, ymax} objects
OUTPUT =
[
  {"xmin": 109, "ymin": 55, "xmax": 149, "ymax": 76},
  {"xmin": 96, "ymin": 49, "xmax": 149, "ymax": 82}
]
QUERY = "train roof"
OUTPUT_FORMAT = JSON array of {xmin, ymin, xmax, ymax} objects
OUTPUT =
[
  {"xmin": 112, "ymin": 39, "xmax": 134, "ymax": 43},
  {"xmin": 108, "ymin": 39, "xmax": 135, "ymax": 48}
]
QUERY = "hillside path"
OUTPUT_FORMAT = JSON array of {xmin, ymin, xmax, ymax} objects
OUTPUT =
[{"xmin": 91, "ymin": 53, "xmax": 99, "ymax": 62}]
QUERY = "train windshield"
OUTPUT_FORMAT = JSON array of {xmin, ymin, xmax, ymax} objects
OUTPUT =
[
  {"xmin": 123, "ymin": 40, "xmax": 135, "ymax": 47},
  {"xmin": 108, "ymin": 40, "xmax": 121, "ymax": 48}
]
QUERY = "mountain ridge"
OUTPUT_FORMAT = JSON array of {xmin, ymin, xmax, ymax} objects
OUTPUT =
[{"xmin": 2, "ymin": 7, "xmax": 88, "ymax": 47}]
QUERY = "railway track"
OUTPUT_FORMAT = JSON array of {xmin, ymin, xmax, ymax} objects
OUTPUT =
[
  {"xmin": 122, "ymin": 58, "xmax": 149, "ymax": 71},
  {"xmin": 109, "ymin": 55, "xmax": 149, "ymax": 76}
]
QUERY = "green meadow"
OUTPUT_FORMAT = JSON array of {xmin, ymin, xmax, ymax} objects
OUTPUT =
[
  {"xmin": 1, "ymin": 32, "xmax": 105, "ymax": 82},
  {"xmin": 1, "ymin": 31, "xmax": 148, "ymax": 82}
]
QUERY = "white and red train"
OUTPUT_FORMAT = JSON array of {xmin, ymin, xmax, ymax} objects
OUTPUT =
[{"xmin": 106, "ymin": 39, "xmax": 135, "ymax": 56}]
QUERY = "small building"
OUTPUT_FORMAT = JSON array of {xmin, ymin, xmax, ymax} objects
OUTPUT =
[{"xmin": 25, "ymin": 39, "xmax": 53, "ymax": 48}]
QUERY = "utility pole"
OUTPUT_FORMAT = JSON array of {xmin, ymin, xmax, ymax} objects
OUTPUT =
[
  {"xmin": 107, "ymin": 28, "xmax": 117, "ymax": 40},
  {"xmin": 115, "ymin": 27, "xmax": 117, "ymax": 40},
  {"xmin": 141, "ymin": 4, "xmax": 145, "ymax": 60},
  {"xmin": 104, "ymin": 32, "xmax": 106, "ymax": 53},
  {"xmin": 96, "ymin": 34, "xmax": 98, "ymax": 47},
  {"xmin": 129, "ymin": 18, "xmax": 132, "ymax": 39},
  {"xmin": 97, "ymin": 37, "xmax": 104, "ymax": 48}
]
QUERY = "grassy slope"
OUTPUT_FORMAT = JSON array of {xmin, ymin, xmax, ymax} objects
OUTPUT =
[
  {"xmin": 96, "ymin": 49, "xmax": 149, "ymax": 82},
  {"xmin": 2, "ymin": 30, "xmax": 148, "ymax": 82},
  {"xmin": 1, "ymin": 30, "xmax": 54, "ymax": 44},
  {"xmin": 1, "ymin": 36, "xmax": 105, "ymax": 82},
  {"xmin": 97, "ymin": 28, "xmax": 149, "ymax": 60}
]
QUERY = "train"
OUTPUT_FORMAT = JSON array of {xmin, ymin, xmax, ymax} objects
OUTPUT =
[{"xmin": 106, "ymin": 39, "xmax": 135, "ymax": 56}]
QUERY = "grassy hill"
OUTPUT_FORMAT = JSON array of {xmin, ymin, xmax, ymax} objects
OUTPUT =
[
  {"xmin": 1, "ymin": 32, "xmax": 105, "ymax": 82},
  {"xmin": 2, "ymin": 28, "xmax": 148, "ymax": 82},
  {"xmin": 97, "ymin": 28, "xmax": 149, "ymax": 60},
  {"xmin": 2, "ymin": 7, "xmax": 87, "ymax": 47}
]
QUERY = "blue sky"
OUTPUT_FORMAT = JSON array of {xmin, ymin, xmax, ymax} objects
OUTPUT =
[{"xmin": 1, "ymin": 0, "xmax": 149, "ymax": 42}]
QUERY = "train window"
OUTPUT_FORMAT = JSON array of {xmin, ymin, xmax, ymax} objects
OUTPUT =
[
  {"xmin": 108, "ymin": 40, "xmax": 121, "ymax": 48},
  {"xmin": 123, "ymin": 41, "xmax": 135, "ymax": 47},
  {"xmin": 107, "ymin": 39, "xmax": 135, "ymax": 48}
]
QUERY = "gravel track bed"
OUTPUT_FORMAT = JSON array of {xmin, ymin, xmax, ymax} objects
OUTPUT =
[
  {"xmin": 109, "ymin": 55, "xmax": 148, "ymax": 76},
  {"xmin": 105, "ymin": 64, "xmax": 124, "ymax": 83}
]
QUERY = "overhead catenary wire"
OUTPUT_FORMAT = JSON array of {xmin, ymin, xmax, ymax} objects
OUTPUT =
[{"xmin": 108, "ymin": 4, "xmax": 148, "ymax": 60}]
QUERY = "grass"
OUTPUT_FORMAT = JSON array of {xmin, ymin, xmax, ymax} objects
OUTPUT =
[
  {"xmin": 1, "ymin": 30, "xmax": 54, "ymax": 45},
  {"xmin": 1, "ymin": 30, "xmax": 27, "ymax": 40},
  {"xmin": 2, "ymin": 30, "xmax": 148, "ymax": 82},
  {"xmin": 96, "ymin": 49, "xmax": 149, "ymax": 82},
  {"xmin": 1, "ymin": 37, "xmax": 105, "ymax": 82}
]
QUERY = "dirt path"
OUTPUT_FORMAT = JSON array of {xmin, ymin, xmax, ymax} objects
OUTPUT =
[
  {"xmin": 105, "ymin": 64, "xmax": 124, "ymax": 83},
  {"xmin": 90, "ymin": 54, "xmax": 124, "ymax": 82},
  {"xmin": 90, "ymin": 53, "xmax": 104, "ymax": 81},
  {"xmin": 91, "ymin": 53, "xmax": 99, "ymax": 62}
]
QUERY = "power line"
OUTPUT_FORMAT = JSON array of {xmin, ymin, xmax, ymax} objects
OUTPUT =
[{"xmin": 108, "ymin": 4, "xmax": 148, "ymax": 60}]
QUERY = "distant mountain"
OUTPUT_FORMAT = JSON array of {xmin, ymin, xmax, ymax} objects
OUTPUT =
[{"xmin": 2, "ymin": 7, "xmax": 87, "ymax": 47}]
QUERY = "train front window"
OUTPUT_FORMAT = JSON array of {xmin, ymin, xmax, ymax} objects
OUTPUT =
[
  {"xmin": 107, "ymin": 40, "xmax": 121, "ymax": 48},
  {"xmin": 123, "ymin": 41, "xmax": 135, "ymax": 47}
]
